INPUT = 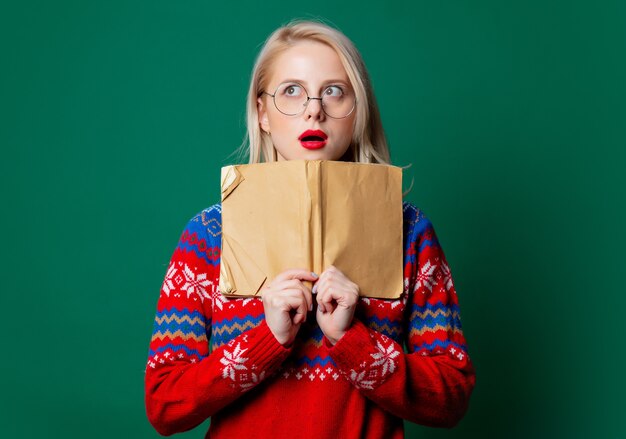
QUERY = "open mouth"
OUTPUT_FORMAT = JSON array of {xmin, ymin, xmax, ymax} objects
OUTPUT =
[
  {"xmin": 299, "ymin": 130, "xmax": 328, "ymax": 149},
  {"xmin": 301, "ymin": 135, "xmax": 325, "ymax": 142},
  {"xmin": 299, "ymin": 138, "xmax": 326, "ymax": 150}
]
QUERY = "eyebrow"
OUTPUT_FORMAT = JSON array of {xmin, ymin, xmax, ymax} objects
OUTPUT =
[{"xmin": 279, "ymin": 78, "xmax": 351, "ymax": 87}]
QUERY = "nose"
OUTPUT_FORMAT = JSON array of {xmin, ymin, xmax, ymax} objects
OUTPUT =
[{"xmin": 303, "ymin": 97, "xmax": 325, "ymax": 121}]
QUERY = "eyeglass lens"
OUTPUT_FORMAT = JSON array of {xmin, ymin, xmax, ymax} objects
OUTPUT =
[{"xmin": 273, "ymin": 82, "xmax": 355, "ymax": 118}]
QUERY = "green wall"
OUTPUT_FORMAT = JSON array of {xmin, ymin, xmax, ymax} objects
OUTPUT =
[{"xmin": 2, "ymin": 1, "xmax": 624, "ymax": 437}]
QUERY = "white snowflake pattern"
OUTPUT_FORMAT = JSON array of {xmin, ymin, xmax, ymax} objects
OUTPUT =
[
  {"xmin": 344, "ymin": 335, "xmax": 401, "ymax": 390},
  {"xmin": 181, "ymin": 264, "xmax": 212, "ymax": 302},
  {"xmin": 441, "ymin": 261, "xmax": 454, "ymax": 291},
  {"xmin": 161, "ymin": 263, "xmax": 181, "ymax": 296},
  {"xmin": 220, "ymin": 343, "xmax": 249, "ymax": 380},
  {"xmin": 414, "ymin": 260, "xmax": 436, "ymax": 293},
  {"xmin": 348, "ymin": 369, "xmax": 377, "ymax": 390},
  {"xmin": 239, "ymin": 371, "xmax": 266, "ymax": 391},
  {"xmin": 370, "ymin": 339, "xmax": 401, "ymax": 376},
  {"xmin": 213, "ymin": 287, "xmax": 227, "ymax": 310}
]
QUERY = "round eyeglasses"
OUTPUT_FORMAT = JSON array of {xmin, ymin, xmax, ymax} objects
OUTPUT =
[{"xmin": 262, "ymin": 82, "xmax": 356, "ymax": 119}]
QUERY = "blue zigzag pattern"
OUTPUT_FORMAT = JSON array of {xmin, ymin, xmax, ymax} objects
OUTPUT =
[
  {"xmin": 153, "ymin": 321, "xmax": 207, "ymax": 337},
  {"xmin": 152, "ymin": 309, "xmax": 208, "ymax": 335},
  {"xmin": 363, "ymin": 315, "xmax": 404, "ymax": 342},
  {"xmin": 408, "ymin": 302, "xmax": 463, "ymax": 331},
  {"xmin": 211, "ymin": 315, "xmax": 264, "ymax": 347},
  {"xmin": 411, "ymin": 339, "xmax": 467, "ymax": 352},
  {"xmin": 293, "ymin": 355, "xmax": 336, "ymax": 368},
  {"xmin": 153, "ymin": 308, "xmax": 207, "ymax": 320},
  {"xmin": 418, "ymin": 237, "xmax": 438, "ymax": 252}
]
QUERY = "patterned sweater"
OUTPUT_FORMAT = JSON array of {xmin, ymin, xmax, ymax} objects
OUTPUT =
[{"xmin": 145, "ymin": 202, "xmax": 475, "ymax": 438}]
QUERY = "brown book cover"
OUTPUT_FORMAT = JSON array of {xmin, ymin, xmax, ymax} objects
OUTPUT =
[{"xmin": 219, "ymin": 160, "xmax": 403, "ymax": 299}]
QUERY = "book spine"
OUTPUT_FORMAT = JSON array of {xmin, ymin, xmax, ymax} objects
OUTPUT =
[{"xmin": 306, "ymin": 160, "xmax": 323, "ymax": 277}]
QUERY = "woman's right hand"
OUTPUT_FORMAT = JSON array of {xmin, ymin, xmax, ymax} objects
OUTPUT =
[{"xmin": 261, "ymin": 269, "xmax": 318, "ymax": 347}]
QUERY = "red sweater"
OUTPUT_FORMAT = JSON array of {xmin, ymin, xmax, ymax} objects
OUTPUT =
[{"xmin": 145, "ymin": 202, "xmax": 475, "ymax": 438}]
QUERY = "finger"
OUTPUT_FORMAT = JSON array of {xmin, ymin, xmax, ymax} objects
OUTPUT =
[
  {"xmin": 272, "ymin": 281, "xmax": 312, "ymax": 310},
  {"xmin": 319, "ymin": 268, "xmax": 353, "ymax": 290},
  {"xmin": 327, "ymin": 285, "xmax": 359, "ymax": 308},
  {"xmin": 266, "ymin": 294, "xmax": 305, "ymax": 322},
  {"xmin": 278, "ymin": 291, "xmax": 311, "ymax": 323},
  {"xmin": 301, "ymin": 282, "xmax": 313, "ymax": 312},
  {"xmin": 286, "ymin": 296, "xmax": 308, "ymax": 325},
  {"xmin": 319, "ymin": 286, "xmax": 335, "ymax": 308},
  {"xmin": 320, "ymin": 283, "xmax": 356, "ymax": 312},
  {"xmin": 282, "ymin": 280, "xmax": 313, "ymax": 312},
  {"xmin": 318, "ymin": 284, "xmax": 337, "ymax": 314},
  {"xmin": 266, "ymin": 288, "xmax": 299, "ymax": 306},
  {"xmin": 315, "ymin": 279, "xmax": 327, "ymax": 312},
  {"xmin": 275, "ymin": 268, "xmax": 319, "ymax": 283},
  {"xmin": 272, "ymin": 278, "xmax": 307, "ymax": 292},
  {"xmin": 318, "ymin": 269, "xmax": 358, "ymax": 298}
]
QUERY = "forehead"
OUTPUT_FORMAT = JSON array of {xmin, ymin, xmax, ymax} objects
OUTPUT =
[{"xmin": 268, "ymin": 41, "xmax": 349, "ymax": 88}]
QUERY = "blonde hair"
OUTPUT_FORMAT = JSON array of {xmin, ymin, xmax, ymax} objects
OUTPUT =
[{"xmin": 232, "ymin": 19, "xmax": 391, "ymax": 165}]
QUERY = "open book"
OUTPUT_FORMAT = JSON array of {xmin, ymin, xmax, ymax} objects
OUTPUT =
[{"xmin": 219, "ymin": 160, "xmax": 403, "ymax": 299}]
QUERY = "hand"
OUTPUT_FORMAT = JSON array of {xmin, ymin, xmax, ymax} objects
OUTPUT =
[
  {"xmin": 314, "ymin": 265, "xmax": 360, "ymax": 345},
  {"xmin": 262, "ymin": 268, "xmax": 318, "ymax": 347}
]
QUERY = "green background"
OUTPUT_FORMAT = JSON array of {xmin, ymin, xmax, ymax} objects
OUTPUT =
[{"xmin": 2, "ymin": 0, "xmax": 625, "ymax": 437}]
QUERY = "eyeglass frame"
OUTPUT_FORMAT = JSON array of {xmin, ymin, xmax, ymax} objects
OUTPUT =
[{"xmin": 260, "ymin": 81, "xmax": 357, "ymax": 119}]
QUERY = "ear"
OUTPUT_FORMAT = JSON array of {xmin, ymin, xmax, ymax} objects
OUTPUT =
[{"xmin": 257, "ymin": 97, "xmax": 271, "ymax": 134}]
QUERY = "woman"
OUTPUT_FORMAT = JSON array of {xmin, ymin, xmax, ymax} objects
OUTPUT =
[{"xmin": 145, "ymin": 19, "xmax": 475, "ymax": 438}]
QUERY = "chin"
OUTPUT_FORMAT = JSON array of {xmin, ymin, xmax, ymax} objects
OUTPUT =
[{"xmin": 291, "ymin": 150, "xmax": 333, "ymax": 161}]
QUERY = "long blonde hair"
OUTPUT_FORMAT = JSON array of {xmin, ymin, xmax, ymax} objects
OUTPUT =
[{"xmin": 232, "ymin": 19, "xmax": 391, "ymax": 165}]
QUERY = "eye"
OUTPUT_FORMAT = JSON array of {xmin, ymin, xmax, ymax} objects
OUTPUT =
[
  {"xmin": 324, "ymin": 85, "xmax": 344, "ymax": 97},
  {"xmin": 279, "ymin": 83, "xmax": 303, "ymax": 97}
]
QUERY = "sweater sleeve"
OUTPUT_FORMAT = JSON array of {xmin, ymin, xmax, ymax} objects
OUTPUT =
[
  {"xmin": 144, "ymin": 206, "xmax": 291, "ymax": 436},
  {"xmin": 326, "ymin": 210, "xmax": 476, "ymax": 428}
]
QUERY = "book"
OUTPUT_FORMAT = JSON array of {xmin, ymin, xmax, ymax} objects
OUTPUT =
[{"xmin": 219, "ymin": 160, "xmax": 403, "ymax": 299}]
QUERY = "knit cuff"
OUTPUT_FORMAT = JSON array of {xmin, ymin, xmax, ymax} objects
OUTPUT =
[
  {"xmin": 325, "ymin": 319, "xmax": 373, "ymax": 368},
  {"xmin": 243, "ymin": 319, "xmax": 292, "ymax": 371},
  {"xmin": 326, "ymin": 319, "xmax": 403, "ymax": 391},
  {"xmin": 216, "ymin": 319, "xmax": 292, "ymax": 393}
]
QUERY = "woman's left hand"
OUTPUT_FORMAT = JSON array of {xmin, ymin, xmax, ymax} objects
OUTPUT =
[{"xmin": 313, "ymin": 265, "xmax": 360, "ymax": 345}]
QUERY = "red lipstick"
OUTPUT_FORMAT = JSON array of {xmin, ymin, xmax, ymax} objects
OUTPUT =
[{"xmin": 298, "ymin": 129, "xmax": 328, "ymax": 150}]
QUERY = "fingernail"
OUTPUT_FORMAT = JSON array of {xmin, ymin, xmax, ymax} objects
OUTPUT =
[
  {"xmin": 311, "ymin": 272, "xmax": 318, "ymax": 278},
  {"xmin": 312, "ymin": 284, "xmax": 318, "ymax": 295},
  {"xmin": 309, "ymin": 302, "xmax": 313, "ymax": 311}
]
